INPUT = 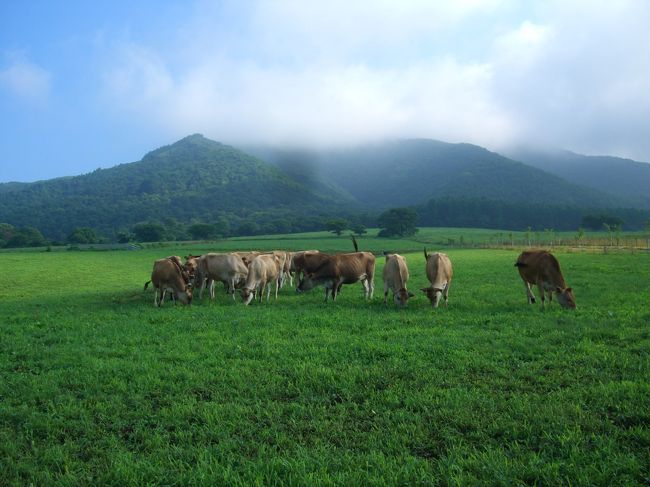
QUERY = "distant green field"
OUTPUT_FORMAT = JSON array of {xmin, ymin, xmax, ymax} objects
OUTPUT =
[{"xmin": 1, "ymin": 239, "xmax": 649, "ymax": 485}]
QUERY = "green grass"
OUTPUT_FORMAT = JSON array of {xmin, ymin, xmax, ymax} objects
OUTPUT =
[{"xmin": 1, "ymin": 241, "xmax": 649, "ymax": 485}]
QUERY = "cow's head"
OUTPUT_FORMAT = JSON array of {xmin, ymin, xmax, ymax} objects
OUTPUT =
[
  {"xmin": 176, "ymin": 287, "xmax": 192, "ymax": 305},
  {"xmin": 240, "ymin": 287, "xmax": 256, "ymax": 305},
  {"xmin": 296, "ymin": 273, "xmax": 318, "ymax": 293},
  {"xmin": 556, "ymin": 287, "xmax": 576, "ymax": 309},
  {"xmin": 420, "ymin": 287, "xmax": 444, "ymax": 307},
  {"xmin": 394, "ymin": 288, "xmax": 415, "ymax": 307}
]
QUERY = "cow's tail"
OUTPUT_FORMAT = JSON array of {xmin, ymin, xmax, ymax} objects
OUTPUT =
[
  {"xmin": 383, "ymin": 250, "xmax": 392, "ymax": 261},
  {"xmin": 423, "ymin": 248, "xmax": 429, "ymax": 261},
  {"xmin": 352, "ymin": 235, "xmax": 359, "ymax": 252},
  {"xmin": 144, "ymin": 280, "xmax": 151, "ymax": 291}
]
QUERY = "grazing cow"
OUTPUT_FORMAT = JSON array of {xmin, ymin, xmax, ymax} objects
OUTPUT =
[
  {"xmin": 296, "ymin": 251, "xmax": 375, "ymax": 301},
  {"xmin": 421, "ymin": 249, "xmax": 453, "ymax": 307},
  {"xmin": 144, "ymin": 256, "xmax": 192, "ymax": 306},
  {"xmin": 196, "ymin": 253, "xmax": 248, "ymax": 300},
  {"xmin": 240, "ymin": 254, "xmax": 282, "ymax": 305},
  {"xmin": 515, "ymin": 250, "xmax": 576, "ymax": 309},
  {"xmin": 382, "ymin": 252, "xmax": 414, "ymax": 307}
]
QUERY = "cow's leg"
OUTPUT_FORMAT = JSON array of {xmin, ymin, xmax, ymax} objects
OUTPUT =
[
  {"xmin": 274, "ymin": 278, "xmax": 279, "ymax": 300},
  {"xmin": 524, "ymin": 281, "xmax": 536, "ymax": 304},
  {"xmin": 537, "ymin": 282, "xmax": 546, "ymax": 308},
  {"xmin": 362, "ymin": 279, "xmax": 370, "ymax": 299},
  {"xmin": 324, "ymin": 286, "xmax": 330, "ymax": 302},
  {"xmin": 368, "ymin": 276, "xmax": 375, "ymax": 299},
  {"xmin": 331, "ymin": 284, "xmax": 338, "ymax": 301},
  {"xmin": 154, "ymin": 288, "xmax": 160, "ymax": 307},
  {"xmin": 383, "ymin": 281, "xmax": 389, "ymax": 304},
  {"xmin": 443, "ymin": 282, "xmax": 451, "ymax": 307},
  {"xmin": 209, "ymin": 279, "xmax": 216, "ymax": 300},
  {"xmin": 160, "ymin": 288, "xmax": 167, "ymax": 306}
]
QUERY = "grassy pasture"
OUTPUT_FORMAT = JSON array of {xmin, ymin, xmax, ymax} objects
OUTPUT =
[{"xmin": 1, "ymin": 239, "xmax": 649, "ymax": 485}]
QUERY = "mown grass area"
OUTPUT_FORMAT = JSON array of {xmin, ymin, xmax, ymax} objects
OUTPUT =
[{"xmin": 1, "ymin": 243, "xmax": 649, "ymax": 485}]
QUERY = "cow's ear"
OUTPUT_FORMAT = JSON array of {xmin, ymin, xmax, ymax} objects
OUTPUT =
[{"xmin": 565, "ymin": 287, "xmax": 572, "ymax": 293}]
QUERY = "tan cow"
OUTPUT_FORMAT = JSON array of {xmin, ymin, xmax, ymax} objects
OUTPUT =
[
  {"xmin": 421, "ymin": 249, "xmax": 453, "ymax": 307},
  {"xmin": 144, "ymin": 256, "xmax": 192, "ymax": 307},
  {"xmin": 382, "ymin": 252, "xmax": 414, "ymax": 307},
  {"xmin": 296, "ymin": 252, "xmax": 375, "ymax": 301},
  {"xmin": 196, "ymin": 253, "xmax": 248, "ymax": 300},
  {"xmin": 515, "ymin": 250, "xmax": 576, "ymax": 309},
  {"xmin": 240, "ymin": 254, "xmax": 282, "ymax": 305}
]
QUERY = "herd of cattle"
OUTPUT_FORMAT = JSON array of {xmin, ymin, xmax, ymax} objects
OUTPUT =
[{"xmin": 143, "ymin": 243, "xmax": 576, "ymax": 310}]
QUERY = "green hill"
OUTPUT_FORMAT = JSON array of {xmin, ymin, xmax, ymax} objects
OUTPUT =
[
  {"xmin": 506, "ymin": 148, "xmax": 650, "ymax": 208},
  {"xmin": 251, "ymin": 139, "xmax": 630, "ymax": 209},
  {"xmin": 0, "ymin": 135, "xmax": 349, "ymax": 241}
]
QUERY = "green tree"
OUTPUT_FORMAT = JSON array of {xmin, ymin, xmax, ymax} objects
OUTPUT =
[
  {"xmin": 350, "ymin": 223, "xmax": 367, "ymax": 236},
  {"xmin": 377, "ymin": 208, "xmax": 418, "ymax": 237},
  {"xmin": 188, "ymin": 223, "xmax": 218, "ymax": 240},
  {"xmin": 67, "ymin": 227, "xmax": 98, "ymax": 244},
  {"xmin": 5, "ymin": 227, "xmax": 47, "ymax": 248},
  {"xmin": 132, "ymin": 223, "xmax": 166, "ymax": 242},
  {"xmin": 326, "ymin": 218, "xmax": 349, "ymax": 236}
]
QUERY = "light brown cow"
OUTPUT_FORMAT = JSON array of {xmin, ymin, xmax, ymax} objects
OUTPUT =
[
  {"xmin": 144, "ymin": 256, "xmax": 192, "ymax": 307},
  {"xmin": 196, "ymin": 253, "xmax": 248, "ymax": 300},
  {"xmin": 240, "ymin": 254, "xmax": 282, "ymax": 305},
  {"xmin": 382, "ymin": 252, "xmax": 414, "ymax": 307},
  {"xmin": 296, "ymin": 252, "xmax": 375, "ymax": 301},
  {"xmin": 515, "ymin": 250, "xmax": 576, "ymax": 309},
  {"xmin": 281, "ymin": 251, "xmax": 293, "ymax": 287},
  {"xmin": 421, "ymin": 249, "xmax": 453, "ymax": 307}
]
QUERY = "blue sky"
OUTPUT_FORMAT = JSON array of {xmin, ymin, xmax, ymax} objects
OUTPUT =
[{"xmin": 1, "ymin": 0, "xmax": 649, "ymax": 182}]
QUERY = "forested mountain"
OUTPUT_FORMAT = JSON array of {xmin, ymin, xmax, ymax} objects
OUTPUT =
[
  {"xmin": 0, "ymin": 135, "xmax": 350, "ymax": 241},
  {"xmin": 2, "ymin": 134, "xmax": 649, "ymax": 244},
  {"xmin": 505, "ymin": 148, "xmax": 650, "ymax": 208},
  {"xmin": 254, "ymin": 139, "xmax": 630, "ymax": 209}
]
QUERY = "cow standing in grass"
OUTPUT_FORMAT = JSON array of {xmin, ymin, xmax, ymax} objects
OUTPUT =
[
  {"xmin": 296, "ymin": 251, "xmax": 376, "ymax": 301},
  {"xmin": 515, "ymin": 250, "xmax": 576, "ymax": 309},
  {"xmin": 196, "ymin": 253, "xmax": 249, "ymax": 300},
  {"xmin": 145, "ymin": 256, "xmax": 192, "ymax": 307},
  {"xmin": 382, "ymin": 252, "xmax": 414, "ymax": 307},
  {"xmin": 421, "ymin": 249, "xmax": 453, "ymax": 307},
  {"xmin": 240, "ymin": 254, "xmax": 282, "ymax": 305}
]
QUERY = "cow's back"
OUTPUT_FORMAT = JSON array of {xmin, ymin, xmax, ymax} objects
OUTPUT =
[
  {"xmin": 383, "ymin": 253, "xmax": 408, "ymax": 287},
  {"xmin": 426, "ymin": 252, "xmax": 452, "ymax": 286},
  {"xmin": 516, "ymin": 250, "xmax": 566, "ymax": 287}
]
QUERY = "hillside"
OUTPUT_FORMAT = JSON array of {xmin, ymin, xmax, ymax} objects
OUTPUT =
[
  {"xmin": 255, "ymin": 139, "xmax": 630, "ymax": 209},
  {"xmin": 0, "ymin": 135, "xmax": 350, "ymax": 240},
  {"xmin": 505, "ymin": 148, "xmax": 650, "ymax": 208}
]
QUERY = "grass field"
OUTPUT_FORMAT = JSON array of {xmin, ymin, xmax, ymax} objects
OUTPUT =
[{"xmin": 1, "ymin": 235, "xmax": 649, "ymax": 485}]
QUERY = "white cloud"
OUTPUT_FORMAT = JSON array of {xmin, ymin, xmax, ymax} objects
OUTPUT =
[
  {"xmin": 99, "ymin": 0, "xmax": 650, "ymax": 160},
  {"xmin": 0, "ymin": 55, "xmax": 52, "ymax": 102}
]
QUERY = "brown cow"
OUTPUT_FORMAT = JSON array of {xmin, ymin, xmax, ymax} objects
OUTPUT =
[
  {"xmin": 421, "ymin": 249, "xmax": 453, "ymax": 307},
  {"xmin": 290, "ymin": 250, "xmax": 321, "ymax": 286},
  {"xmin": 382, "ymin": 252, "xmax": 414, "ymax": 307},
  {"xmin": 196, "ymin": 253, "xmax": 249, "ymax": 300},
  {"xmin": 296, "ymin": 251, "xmax": 375, "ymax": 301},
  {"xmin": 240, "ymin": 254, "xmax": 282, "ymax": 305},
  {"xmin": 144, "ymin": 256, "xmax": 192, "ymax": 306},
  {"xmin": 515, "ymin": 250, "xmax": 576, "ymax": 309}
]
